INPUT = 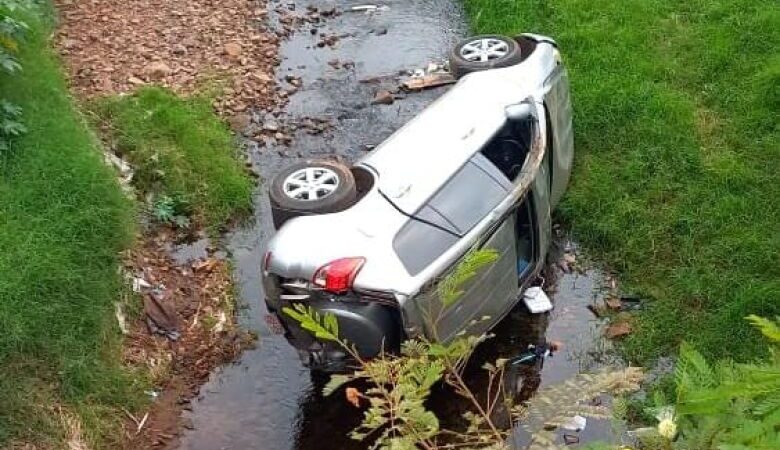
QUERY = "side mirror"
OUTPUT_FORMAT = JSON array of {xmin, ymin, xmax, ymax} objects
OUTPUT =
[{"xmin": 505, "ymin": 102, "xmax": 536, "ymax": 122}]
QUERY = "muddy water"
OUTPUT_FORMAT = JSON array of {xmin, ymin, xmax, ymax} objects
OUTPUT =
[{"xmin": 178, "ymin": 1, "xmax": 617, "ymax": 449}]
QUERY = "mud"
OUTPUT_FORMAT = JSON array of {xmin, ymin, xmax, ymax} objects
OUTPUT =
[
  {"xmin": 177, "ymin": 1, "xmax": 622, "ymax": 449},
  {"xmin": 120, "ymin": 231, "xmax": 253, "ymax": 449}
]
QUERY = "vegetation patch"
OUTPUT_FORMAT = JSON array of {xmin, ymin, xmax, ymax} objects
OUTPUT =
[
  {"xmin": 463, "ymin": 0, "xmax": 779, "ymax": 362},
  {"xmin": 0, "ymin": 5, "xmax": 145, "ymax": 446},
  {"xmin": 92, "ymin": 86, "xmax": 253, "ymax": 230}
]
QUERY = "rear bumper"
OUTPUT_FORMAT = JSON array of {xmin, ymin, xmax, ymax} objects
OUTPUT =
[{"xmin": 263, "ymin": 275, "xmax": 401, "ymax": 372}]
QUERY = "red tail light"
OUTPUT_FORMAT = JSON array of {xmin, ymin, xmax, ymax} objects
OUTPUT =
[
  {"xmin": 312, "ymin": 257, "xmax": 366, "ymax": 294},
  {"xmin": 262, "ymin": 251, "xmax": 273, "ymax": 273}
]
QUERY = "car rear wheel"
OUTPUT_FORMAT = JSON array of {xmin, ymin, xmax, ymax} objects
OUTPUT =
[
  {"xmin": 449, "ymin": 35, "xmax": 524, "ymax": 79},
  {"xmin": 269, "ymin": 160, "xmax": 357, "ymax": 229}
]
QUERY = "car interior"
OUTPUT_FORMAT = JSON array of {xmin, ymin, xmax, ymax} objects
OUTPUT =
[
  {"xmin": 479, "ymin": 119, "xmax": 537, "ymax": 281},
  {"xmin": 480, "ymin": 119, "xmax": 535, "ymax": 183}
]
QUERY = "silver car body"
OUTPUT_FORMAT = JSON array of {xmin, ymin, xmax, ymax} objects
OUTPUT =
[{"xmin": 264, "ymin": 34, "xmax": 573, "ymax": 359}]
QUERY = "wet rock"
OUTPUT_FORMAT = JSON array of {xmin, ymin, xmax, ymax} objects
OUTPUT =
[
  {"xmin": 605, "ymin": 296, "xmax": 622, "ymax": 310},
  {"xmin": 587, "ymin": 303, "xmax": 608, "ymax": 318},
  {"xmin": 284, "ymin": 75, "xmax": 301, "ymax": 87},
  {"xmin": 371, "ymin": 89, "xmax": 395, "ymax": 105},
  {"xmin": 262, "ymin": 120, "xmax": 280, "ymax": 132},
  {"xmin": 228, "ymin": 113, "xmax": 251, "ymax": 131},
  {"xmin": 605, "ymin": 321, "xmax": 632, "ymax": 339},
  {"xmin": 320, "ymin": 6, "xmax": 337, "ymax": 17}
]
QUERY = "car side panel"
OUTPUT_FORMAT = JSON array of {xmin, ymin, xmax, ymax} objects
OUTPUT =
[
  {"xmin": 544, "ymin": 64, "xmax": 574, "ymax": 208},
  {"xmin": 414, "ymin": 214, "xmax": 518, "ymax": 342}
]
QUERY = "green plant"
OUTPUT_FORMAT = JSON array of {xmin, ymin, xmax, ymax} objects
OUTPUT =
[
  {"xmin": 0, "ymin": 4, "xmax": 145, "ymax": 447},
  {"xmin": 92, "ymin": 86, "xmax": 252, "ymax": 230},
  {"xmin": 463, "ymin": 0, "xmax": 780, "ymax": 363},
  {"xmin": 152, "ymin": 194, "xmax": 191, "ymax": 228},
  {"xmin": 284, "ymin": 249, "xmax": 645, "ymax": 449},
  {"xmin": 634, "ymin": 316, "xmax": 780, "ymax": 450},
  {"xmin": 0, "ymin": 0, "xmax": 28, "ymax": 151}
]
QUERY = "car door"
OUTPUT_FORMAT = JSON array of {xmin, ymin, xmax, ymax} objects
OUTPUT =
[
  {"xmin": 401, "ymin": 154, "xmax": 518, "ymax": 342},
  {"xmin": 544, "ymin": 64, "xmax": 574, "ymax": 208}
]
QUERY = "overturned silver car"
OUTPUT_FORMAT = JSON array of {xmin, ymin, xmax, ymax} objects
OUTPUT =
[{"xmin": 262, "ymin": 34, "xmax": 574, "ymax": 371}]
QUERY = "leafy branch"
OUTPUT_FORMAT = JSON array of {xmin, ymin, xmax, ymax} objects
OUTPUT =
[
  {"xmin": 284, "ymin": 248, "xmax": 645, "ymax": 449},
  {"xmin": 0, "ymin": 0, "xmax": 29, "ymax": 153}
]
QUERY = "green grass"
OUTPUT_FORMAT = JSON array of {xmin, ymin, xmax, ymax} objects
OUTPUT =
[
  {"xmin": 92, "ymin": 86, "xmax": 253, "ymax": 230},
  {"xmin": 0, "ymin": 6, "xmax": 146, "ymax": 447},
  {"xmin": 464, "ymin": 0, "xmax": 779, "ymax": 362}
]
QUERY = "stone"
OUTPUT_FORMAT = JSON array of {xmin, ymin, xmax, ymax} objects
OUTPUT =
[
  {"xmin": 228, "ymin": 113, "xmax": 251, "ymax": 130},
  {"xmin": 224, "ymin": 42, "xmax": 242, "ymax": 58},
  {"xmin": 371, "ymin": 89, "xmax": 394, "ymax": 105},
  {"xmin": 172, "ymin": 44, "xmax": 187, "ymax": 56},
  {"xmin": 144, "ymin": 61, "xmax": 172, "ymax": 79},
  {"xmin": 605, "ymin": 321, "xmax": 632, "ymax": 339},
  {"xmin": 262, "ymin": 120, "xmax": 280, "ymax": 132},
  {"xmin": 128, "ymin": 76, "xmax": 146, "ymax": 85}
]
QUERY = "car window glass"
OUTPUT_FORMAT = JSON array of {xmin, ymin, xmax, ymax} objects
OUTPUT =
[
  {"xmin": 393, "ymin": 218, "xmax": 458, "ymax": 275},
  {"xmin": 427, "ymin": 159, "xmax": 507, "ymax": 234}
]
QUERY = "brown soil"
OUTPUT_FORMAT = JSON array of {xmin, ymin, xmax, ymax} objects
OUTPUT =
[
  {"xmin": 119, "ymin": 231, "xmax": 255, "ymax": 449},
  {"xmin": 54, "ymin": 0, "xmax": 282, "ymax": 114}
]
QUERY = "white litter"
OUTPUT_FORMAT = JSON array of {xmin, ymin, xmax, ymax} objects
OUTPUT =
[
  {"xmin": 350, "ymin": 4, "xmax": 389, "ymax": 13},
  {"xmin": 132, "ymin": 277, "xmax": 151, "ymax": 293},
  {"xmin": 523, "ymin": 286, "xmax": 553, "ymax": 313},
  {"xmin": 212, "ymin": 311, "xmax": 227, "ymax": 333},
  {"xmin": 114, "ymin": 302, "xmax": 129, "ymax": 334},
  {"xmin": 351, "ymin": 5, "xmax": 377, "ymax": 11},
  {"xmin": 561, "ymin": 415, "xmax": 587, "ymax": 431}
]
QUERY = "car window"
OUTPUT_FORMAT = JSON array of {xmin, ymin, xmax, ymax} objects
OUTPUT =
[
  {"xmin": 394, "ymin": 156, "xmax": 509, "ymax": 275},
  {"xmin": 426, "ymin": 157, "xmax": 508, "ymax": 234},
  {"xmin": 393, "ymin": 217, "xmax": 458, "ymax": 275},
  {"xmin": 480, "ymin": 120, "xmax": 535, "ymax": 182}
]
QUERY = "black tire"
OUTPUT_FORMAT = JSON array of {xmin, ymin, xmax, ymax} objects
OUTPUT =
[
  {"xmin": 449, "ymin": 35, "xmax": 524, "ymax": 79},
  {"xmin": 269, "ymin": 160, "xmax": 357, "ymax": 229}
]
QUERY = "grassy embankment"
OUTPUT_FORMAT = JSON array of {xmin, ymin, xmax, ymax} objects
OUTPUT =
[
  {"xmin": 464, "ymin": 0, "xmax": 779, "ymax": 362},
  {"xmin": 92, "ymin": 86, "xmax": 253, "ymax": 230},
  {"xmin": 0, "ymin": 5, "xmax": 251, "ymax": 447}
]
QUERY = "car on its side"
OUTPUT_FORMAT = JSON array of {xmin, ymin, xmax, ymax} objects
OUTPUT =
[{"xmin": 262, "ymin": 33, "xmax": 574, "ymax": 371}]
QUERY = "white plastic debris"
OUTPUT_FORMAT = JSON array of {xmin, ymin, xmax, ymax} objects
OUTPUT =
[
  {"xmin": 212, "ymin": 311, "xmax": 227, "ymax": 333},
  {"xmin": 144, "ymin": 390, "xmax": 160, "ymax": 399},
  {"xmin": 523, "ymin": 286, "xmax": 553, "ymax": 313},
  {"xmin": 561, "ymin": 415, "xmax": 587, "ymax": 431},
  {"xmin": 114, "ymin": 302, "xmax": 129, "ymax": 334},
  {"xmin": 350, "ymin": 4, "xmax": 389, "ymax": 13},
  {"xmin": 351, "ymin": 5, "xmax": 377, "ymax": 11},
  {"xmin": 132, "ymin": 277, "xmax": 151, "ymax": 293}
]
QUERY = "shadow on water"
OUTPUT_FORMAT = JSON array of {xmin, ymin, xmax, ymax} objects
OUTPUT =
[{"xmin": 178, "ymin": 1, "xmax": 619, "ymax": 449}]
